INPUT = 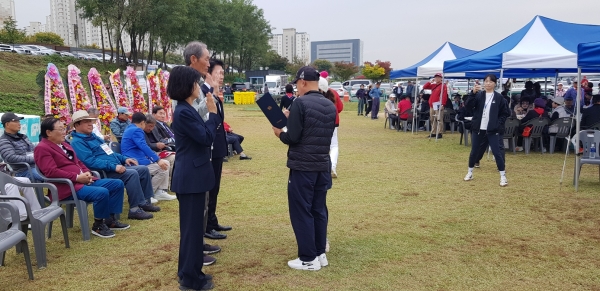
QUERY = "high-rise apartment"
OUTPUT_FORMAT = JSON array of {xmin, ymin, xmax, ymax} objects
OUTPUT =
[
  {"xmin": 0, "ymin": 0, "xmax": 16, "ymax": 24},
  {"xmin": 268, "ymin": 28, "xmax": 310, "ymax": 64}
]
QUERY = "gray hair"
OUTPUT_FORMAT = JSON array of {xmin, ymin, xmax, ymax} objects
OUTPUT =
[
  {"xmin": 145, "ymin": 114, "xmax": 156, "ymax": 124},
  {"xmin": 87, "ymin": 107, "xmax": 99, "ymax": 115},
  {"xmin": 184, "ymin": 41, "xmax": 208, "ymax": 66}
]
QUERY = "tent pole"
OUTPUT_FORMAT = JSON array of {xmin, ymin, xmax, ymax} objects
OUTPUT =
[
  {"xmin": 499, "ymin": 69, "xmax": 504, "ymax": 91},
  {"xmin": 412, "ymin": 77, "xmax": 419, "ymax": 134},
  {"xmin": 545, "ymin": 77, "xmax": 548, "ymax": 96},
  {"xmin": 575, "ymin": 67, "xmax": 582, "ymax": 192},
  {"xmin": 554, "ymin": 70, "xmax": 558, "ymax": 96}
]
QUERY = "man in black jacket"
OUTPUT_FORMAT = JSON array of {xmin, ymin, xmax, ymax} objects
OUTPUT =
[
  {"xmin": 273, "ymin": 66, "xmax": 336, "ymax": 271},
  {"xmin": 280, "ymin": 84, "xmax": 296, "ymax": 110}
]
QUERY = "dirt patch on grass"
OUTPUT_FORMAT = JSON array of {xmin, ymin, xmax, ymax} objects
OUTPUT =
[{"xmin": 222, "ymin": 168, "xmax": 258, "ymax": 177}]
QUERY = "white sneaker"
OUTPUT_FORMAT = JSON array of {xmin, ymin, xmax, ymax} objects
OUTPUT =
[
  {"xmin": 150, "ymin": 197, "xmax": 158, "ymax": 204},
  {"xmin": 288, "ymin": 257, "xmax": 321, "ymax": 271},
  {"xmin": 325, "ymin": 238, "xmax": 330, "ymax": 252},
  {"xmin": 515, "ymin": 146, "xmax": 524, "ymax": 152},
  {"xmin": 390, "ymin": 126, "xmax": 396, "ymax": 130},
  {"xmin": 154, "ymin": 189, "xmax": 177, "ymax": 201},
  {"xmin": 464, "ymin": 172, "xmax": 473, "ymax": 181},
  {"xmin": 500, "ymin": 176, "xmax": 508, "ymax": 187},
  {"xmin": 318, "ymin": 253, "xmax": 328, "ymax": 267}
]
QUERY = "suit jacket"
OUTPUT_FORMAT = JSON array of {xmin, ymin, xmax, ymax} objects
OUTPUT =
[
  {"xmin": 212, "ymin": 97, "xmax": 228, "ymax": 159},
  {"xmin": 145, "ymin": 128, "xmax": 162, "ymax": 152},
  {"xmin": 34, "ymin": 138, "xmax": 98, "ymax": 200},
  {"xmin": 170, "ymin": 100, "xmax": 217, "ymax": 194},
  {"xmin": 154, "ymin": 121, "xmax": 173, "ymax": 140}
]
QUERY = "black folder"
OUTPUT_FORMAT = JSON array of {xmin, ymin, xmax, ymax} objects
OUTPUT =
[{"xmin": 256, "ymin": 92, "xmax": 287, "ymax": 129}]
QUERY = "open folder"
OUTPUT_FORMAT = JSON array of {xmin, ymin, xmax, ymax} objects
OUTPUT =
[{"xmin": 256, "ymin": 92, "xmax": 287, "ymax": 129}]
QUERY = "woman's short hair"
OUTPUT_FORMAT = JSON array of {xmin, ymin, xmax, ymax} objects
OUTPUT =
[
  {"xmin": 525, "ymin": 81, "xmax": 534, "ymax": 89},
  {"xmin": 152, "ymin": 106, "xmax": 164, "ymax": 114},
  {"xmin": 167, "ymin": 66, "xmax": 201, "ymax": 101},
  {"xmin": 484, "ymin": 74, "xmax": 497, "ymax": 84},
  {"xmin": 40, "ymin": 117, "xmax": 61, "ymax": 138}
]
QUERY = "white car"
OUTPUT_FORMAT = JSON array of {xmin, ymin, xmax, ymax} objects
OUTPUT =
[
  {"xmin": 330, "ymin": 83, "xmax": 347, "ymax": 97},
  {"xmin": 379, "ymin": 83, "xmax": 392, "ymax": 95},
  {"xmin": 0, "ymin": 44, "xmax": 28, "ymax": 54},
  {"xmin": 59, "ymin": 51, "xmax": 76, "ymax": 58}
]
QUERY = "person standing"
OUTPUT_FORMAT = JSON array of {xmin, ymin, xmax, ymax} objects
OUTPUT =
[
  {"xmin": 280, "ymin": 84, "xmax": 296, "ymax": 110},
  {"xmin": 356, "ymin": 84, "xmax": 366, "ymax": 116},
  {"xmin": 365, "ymin": 85, "xmax": 373, "ymax": 117},
  {"xmin": 405, "ymin": 81, "xmax": 415, "ymax": 100},
  {"xmin": 463, "ymin": 74, "xmax": 511, "ymax": 187},
  {"xmin": 555, "ymin": 83, "xmax": 566, "ymax": 98},
  {"xmin": 169, "ymin": 65, "xmax": 217, "ymax": 291},
  {"xmin": 204, "ymin": 58, "xmax": 232, "ymax": 241},
  {"xmin": 369, "ymin": 82, "xmax": 382, "ymax": 119},
  {"xmin": 318, "ymin": 77, "xmax": 343, "ymax": 178},
  {"xmin": 272, "ymin": 67, "xmax": 336, "ymax": 271},
  {"xmin": 423, "ymin": 73, "xmax": 448, "ymax": 138}
]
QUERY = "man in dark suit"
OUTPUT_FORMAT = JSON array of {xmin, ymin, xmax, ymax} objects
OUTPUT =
[
  {"xmin": 152, "ymin": 106, "xmax": 175, "ymax": 141},
  {"xmin": 172, "ymin": 56, "xmax": 217, "ymax": 290},
  {"xmin": 203, "ymin": 59, "xmax": 232, "ymax": 240}
]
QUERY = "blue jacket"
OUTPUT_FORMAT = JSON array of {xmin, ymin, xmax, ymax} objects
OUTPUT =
[
  {"xmin": 170, "ymin": 101, "xmax": 217, "ymax": 194},
  {"xmin": 121, "ymin": 124, "xmax": 159, "ymax": 165},
  {"xmin": 70, "ymin": 131, "xmax": 128, "ymax": 172},
  {"xmin": 110, "ymin": 118, "xmax": 131, "ymax": 137},
  {"xmin": 370, "ymin": 87, "xmax": 382, "ymax": 98}
]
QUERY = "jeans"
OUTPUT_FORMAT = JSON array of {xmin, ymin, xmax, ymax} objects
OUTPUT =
[
  {"xmin": 469, "ymin": 130, "xmax": 505, "ymax": 171},
  {"xmin": 371, "ymin": 98, "xmax": 380, "ymax": 118},
  {"xmin": 226, "ymin": 133, "xmax": 244, "ymax": 154},
  {"xmin": 74, "ymin": 179, "xmax": 124, "ymax": 219},
  {"xmin": 15, "ymin": 167, "xmax": 44, "ymax": 182},
  {"xmin": 106, "ymin": 165, "xmax": 152, "ymax": 207},
  {"xmin": 357, "ymin": 98, "xmax": 365, "ymax": 115}
]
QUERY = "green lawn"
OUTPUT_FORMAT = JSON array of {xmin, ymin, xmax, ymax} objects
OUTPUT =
[{"xmin": 1, "ymin": 102, "xmax": 600, "ymax": 291}]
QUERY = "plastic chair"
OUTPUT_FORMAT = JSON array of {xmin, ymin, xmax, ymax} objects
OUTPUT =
[
  {"xmin": 589, "ymin": 121, "xmax": 600, "ymax": 130},
  {"xmin": 456, "ymin": 115, "xmax": 470, "ymax": 147},
  {"xmin": 35, "ymin": 171, "xmax": 93, "ymax": 241},
  {"xmin": 522, "ymin": 117, "xmax": 549, "ymax": 155},
  {"xmin": 110, "ymin": 141, "xmax": 121, "ymax": 154},
  {"xmin": 399, "ymin": 108, "xmax": 414, "ymax": 132},
  {"xmin": 573, "ymin": 130, "xmax": 600, "ymax": 185},
  {"xmin": 548, "ymin": 117, "xmax": 575, "ymax": 154},
  {"xmin": 443, "ymin": 109, "xmax": 456, "ymax": 133},
  {"xmin": 503, "ymin": 118, "xmax": 520, "ymax": 154},
  {"xmin": 0, "ymin": 173, "xmax": 69, "ymax": 269},
  {"xmin": 418, "ymin": 111, "xmax": 430, "ymax": 132},
  {"xmin": 0, "ymin": 202, "xmax": 34, "ymax": 280}
]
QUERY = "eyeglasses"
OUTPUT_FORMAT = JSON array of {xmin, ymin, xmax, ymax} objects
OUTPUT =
[{"xmin": 52, "ymin": 127, "xmax": 67, "ymax": 133}]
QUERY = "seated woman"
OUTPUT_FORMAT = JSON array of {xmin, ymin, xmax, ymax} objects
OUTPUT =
[
  {"xmin": 515, "ymin": 98, "xmax": 547, "ymax": 151},
  {"xmin": 514, "ymin": 99, "xmax": 532, "ymax": 118},
  {"xmin": 224, "ymin": 122, "xmax": 251, "ymax": 160}
]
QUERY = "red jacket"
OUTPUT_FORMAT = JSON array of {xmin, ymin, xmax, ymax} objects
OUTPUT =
[
  {"xmin": 34, "ymin": 138, "xmax": 97, "ymax": 201},
  {"xmin": 423, "ymin": 82, "xmax": 448, "ymax": 108},
  {"xmin": 330, "ymin": 89, "xmax": 344, "ymax": 126},
  {"xmin": 398, "ymin": 99, "xmax": 413, "ymax": 120},
  {"xmin": 223, "ymin": 121, "xmax": 232, "ymax": 133}
]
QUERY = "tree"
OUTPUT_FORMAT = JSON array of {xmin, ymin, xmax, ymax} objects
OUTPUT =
[
  {"xmin": 331, "ymin": 62, "xmax": 359, "ymax": 81},
  {"xmin": 286, "ymin": 58, "xmax": 306, "ymax": 75},
  {"xmin": 375, "ymin": 60, "xmax": 392, "ymax": 79},
  {"xmin": 362, "ymin": 63, "xmax": 385, "ymax": 81},
  {"xmin": 261, "ymin": 50, "xmax": 288, "ymax": 71},
  {"xmin": 31, "ymin": 32, "xmax": 64, "ymax": 46},
  {"xmin": 0, "ymin": 17, "xmax": 25, "ymax": 44},
  {"xmin": 312, "ymin": 59, "xmax": 333, "ymax": 72}
]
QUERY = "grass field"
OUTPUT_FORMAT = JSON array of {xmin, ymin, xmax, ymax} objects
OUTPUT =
[{"xmin": 1, "ymin": 102, "xmax": 600, "ymax": 291}]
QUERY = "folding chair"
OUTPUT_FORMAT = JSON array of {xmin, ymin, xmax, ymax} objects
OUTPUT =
[
  {"xmin": 0, "ymin": 202, "xmax": 34, "ymax": 280},
  {"xmin": 503, "ymin": 118, "xmax": 520, "ymax": 154},
  {"xmin": 548, "ymin": 117, "xmax": 574, "ymax": 154},
  {"xmin": 522, "ymin": 117, "xmax": 549, "ymax": 154},
  {"xmin": 573, "ymin": 130, "xmax": 600, "ymax": 186}
]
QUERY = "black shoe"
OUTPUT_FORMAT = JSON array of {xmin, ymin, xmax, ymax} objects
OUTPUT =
[
  {"xmin": 204, "ymin": 229, "xmax": 227, "ymax": 239},
  {"xmin": 105, "ymin": 217, "xmax": 130, "ymax": 230},
  {"xmin": 214, "ymin": 224, "xmax": 232, "ymax": 231},
  {"xmin": 203, "ymin": 244, "xmax": 221, "ymax": 254},
  {"xmin": 91, "ymin": 222, "xmax": 115, "ymax": 238},
  {"xmin": 429, "ymin": 134, "xmax": 436, "ymax": 138},
  {"xmin": 128, "ymin": 208, "xmax": 153, "ymax": 220},
  {"xmin": 179, "ymin": 280, "xmax": 214, "ymax": 291},
  {"xmin": 239, "ymin": 155, "xmax": 252, "ymax": 160},
  {"xmin": 178, "ymin": 274, "xmax": 212, "ymax": 284},
  {"xmin": 204, "ymin": 255, "xmax": 216, "ymax": 266},
  {"xmin": 140, "ymin": 203, "xmax": 161, "ymax": 212},
  {"xmin": 437, "ymin": 134, "xmax": 443, "ymax": 139}
]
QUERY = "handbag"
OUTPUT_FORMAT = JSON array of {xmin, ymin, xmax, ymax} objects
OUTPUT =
[{"xmin": 522, "ymin": 125, "xmax": 533, "ymax": 137}]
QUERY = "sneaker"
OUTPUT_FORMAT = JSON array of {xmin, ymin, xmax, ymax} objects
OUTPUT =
[
  {"xmin": 203, "ymin": 244, "xmax": 221, "ymax": 255},
  {"xmin": 287, "ymin": 257, "xmax": 321, "ymax": 271},
  {"xmin": 91, "ymin": 223, "xmax": 115, "ymax": 238},
  {"xmin": 128, "ymin": 208, "xmax": 154, "ymax": 220},
  {"xmin": 325, "ymin": 238, "xmax": 330, "ymax": 253},
  {"xmin": 140, "ymin": 203, "xmax": 161, "ymax": 212},
  {"xmin": 318, "ymin": 253, "xmax": 328, "ymax": 267},
  {"xmin": 150, "ymin": 197, "xmax": 158, "ymax": 204},
  {"xmin": 155, "ymin": 189, "xmax": 177, "ymax": 201},
  {"xmin": 464, "ymin": 172, "xmax": 473, "ymax": 181},
  {"xmin": 390, "ymin": 126, "xmax": 396, "ymax": 130},
  {"xmin": 179, "ymin": 280, "xmax": 214, "ymax": 291},
  {"xmin": 331, "ymin": 170, "xmax": 337, "ymax": 179},
  {"xmin": 474, "ymin": 163, "xmax": 480, "ymax": 168},
  {"xmin": 204, "ymin": 255, "xmax": 216, "ymax": 266},
  {"xmin": 105, "ymin": 217, "xmax": 130, "ymax": 230},
  {"xmin": 500, "ymin": 176, "xmax": 508, "ymax": 187},
  {"xmin": 515, "ymin": 146, "xmax": 524, "ymax": 152},
  {"xmin": 436, "ymin": 134, "xmax": 443, "ymax": 139}
]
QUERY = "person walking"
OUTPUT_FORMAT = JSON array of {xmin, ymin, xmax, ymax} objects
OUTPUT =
[
  {"xmin": 272, "ymin": 66, "xmax": 336, "ymax": 271},
  {"xmin": 463, "ymin": 74, "xmax": 511, "ymax": 187},
  {"xmin": 370, "ymin": 82, "xmax": 382, "ymax": 119}
]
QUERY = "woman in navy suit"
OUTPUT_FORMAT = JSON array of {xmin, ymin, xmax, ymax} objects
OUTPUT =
[{"xmin": 168, "ymin": 66, "xmax": 218, "ymax": 290}]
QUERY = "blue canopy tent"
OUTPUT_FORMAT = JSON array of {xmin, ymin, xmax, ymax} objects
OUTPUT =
[
  {"xmin": 390, "ymin": 42, "xmax": 476, "ymax": 79},
  {"xmin": 444, "ymin": 16, "xmax": 600, "ymax": 77}
]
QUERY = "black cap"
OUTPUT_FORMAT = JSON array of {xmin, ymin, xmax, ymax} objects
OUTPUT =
[
  {"xmin": 291, "ymin": 66, "xmax": 320, "ymax": 84},
  {"xmin": 1, "ymin": 112, "xmax": 24, "ymax": 125}
]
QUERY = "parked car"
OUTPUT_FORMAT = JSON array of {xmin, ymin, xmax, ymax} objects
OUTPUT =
[
  {"xmin": 342, "ymin": 79, "xmax": 371, "ymax": 91},
  {"xmin": 329, "ymin": 82, "xmax": 347, "ymax": 97},
  {"xmin": 379, "ymin": 83, "xmax": 392, "ymax": 95},
  {"xmin": 350, "ymin": 84, "xmax": 363, "ymax": 97},
  {"xmin": 231, "ymin": 82, "xmax": 250, "ymax": 92},
  {"xmin": 59, "ymin": 51, "xmax": 76, "ymax": 58},
  {"xmin": 452, "ymin": 82, "xmax": 470, "ymax": 94},
  {"xmin": 0, "ymin": 44, "xmax": 28, "ymax": 54}
]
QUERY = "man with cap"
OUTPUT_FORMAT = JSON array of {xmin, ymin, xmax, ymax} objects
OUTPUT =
[
  {"xmin": 69, "ymin": 110, "xmax": 158, "ymax": 220},
  {"xmin": 272, "ymin": 66, "xmax": 336, "ymax": 271},
  {"xmin": 110, "ymin": 107, "xmax": 132, "ymax": 141},
  {"xmin": 384, "ymin": 94, "xmax": 398, "ymax": 129},
  {"xmin": 423, "ymin": 73, "xmax": 448, "ymax": 138},
  {"xmin": 555, "ymin": 83, "xmax": 566, "ymax": 98},
  {"xmin": 0, "ymin": 113, "xmax": 43, "ymax": 181},
  {"xmin": 549, "ymin": 96, "xmax": 569, "ymax": 121}
]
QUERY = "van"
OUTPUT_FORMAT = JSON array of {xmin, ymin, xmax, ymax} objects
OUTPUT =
[{"xmin": 342, "ymin": 79, "xmax": 372, "ymax": 91}]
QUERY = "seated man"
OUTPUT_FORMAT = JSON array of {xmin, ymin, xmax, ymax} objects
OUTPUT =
[
  {"xmin": 69, "ymin": 110, "xmax": 158, "ymax": 220},
  {"xmin": 121, "ymin": 112, "xmax": 176, "ymax": 201},
  {"xmin": 223, "ymin": 122, "xmax": 251, "ymax": 160},
  {"xmin": 34, "ymin": 117, "xmax": 128, "ymax": 238},
  {"xmin": 143, "ymin": 114, "xmax": 176, "ymax": 173},
  {"xmin": 384, "ymin": 94, "xmax": 398, "ymax": 129},
  {"xmin": 0, "ymin": 112, "xmax": 43, "ymax": 181},
  {"xmin": 2, "ymin": 176, "xmax": 42, "ymax": 222},
  {"xmin": 110, "ymin": 107, "xmax": 132, "ymax": 141},
  {"xmin": 152, "ymin": 106, "xmax": 176, "ymax": 148}
]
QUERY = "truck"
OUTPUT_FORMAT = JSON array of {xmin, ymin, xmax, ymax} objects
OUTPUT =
[{"xmin": 265, "ymin": 75, "xmax": 289, "ymax": 95}]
